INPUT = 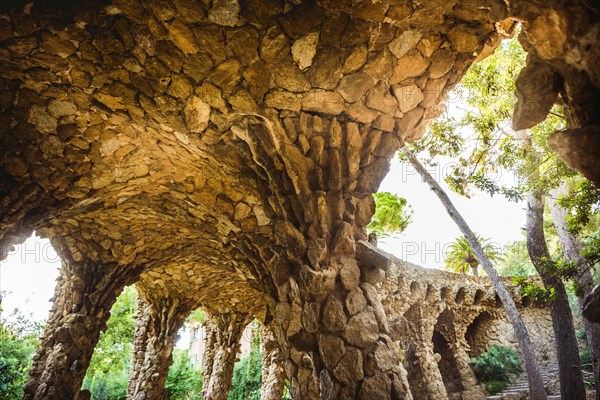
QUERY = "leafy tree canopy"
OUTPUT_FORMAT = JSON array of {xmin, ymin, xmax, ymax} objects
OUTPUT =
[
  {"xmin": 410, "ymin": 31, "xmax": 599, "ymax": 287},
  {"xmin": 367, "ymin": 192, "xmax": 413, "ymax": 237},
  {"xmin": 0, "ymin": 305, "xmax": 43, "ymax": 400},
  {"xmin": 165, "ymin": 350, "xmax": 203, "ymax": 400}
]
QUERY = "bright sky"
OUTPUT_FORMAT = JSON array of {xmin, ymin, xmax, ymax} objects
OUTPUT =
[
  {"xmin": 1, "ymin": 235, "xmax": 61, "ymax": 322},
  {"xmin": 377, "ymin": 154, "xmax": 525, "ymax": 266}
]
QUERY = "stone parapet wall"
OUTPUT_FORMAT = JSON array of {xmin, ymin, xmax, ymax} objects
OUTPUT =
[{"xmin": 384, "ymin": 253, "xmax": 557, "ymax": 361}]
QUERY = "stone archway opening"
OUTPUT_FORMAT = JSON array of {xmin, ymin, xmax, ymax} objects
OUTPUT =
[
  {"xmin": 473, "ymin": 289, "xmax": 485, "ymax": 305},
  {"xmin": 454, "ymin": 287, "xmax": 466, "ymax": 305},
  {"xmin": 432, "ymin": 329, "xmax": 465, "ymax": 395},
  {"xmin": 0, "ymin": 232, "xmax": 61, "ymax": 319},
  {"xmin": 465, "ymin": 312, "xmax": 495, "ymax": 358}
]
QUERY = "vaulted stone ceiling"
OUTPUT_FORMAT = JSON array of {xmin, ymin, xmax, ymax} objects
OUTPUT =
[
  {"xmin": 0, "ymin": 0, "xmax": 513, "ymax": 307},
  {"xmin": 1, "ymin": 0, "xmax": 599, "ymax": 398}
]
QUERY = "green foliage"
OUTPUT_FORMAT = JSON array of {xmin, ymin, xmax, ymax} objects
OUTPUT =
[
  {"xmin": 165, "ymin": 350, "xmax": 203, "ymax": 400},
  {"xmin": 557, "ymin": 180, "xmax": 600, "ymax": 235},
  {"xmin": 84, "ymin": 286, "xmax": 137, "ymax": 399},
  {"xmin": 189, "ymin": 309, "xmax": 206, "ymax": 325},
  {"xmin": 470, "ymin": 345, "xmax": 523, "ymax": 394},
  {"xmin": 85, "ymin": 369, "xmax": 128, "ymax": 400},
  {"xmin": 580, "ymin": 347, "xmax": 593, "ymax": 375},
  {"xmin": 0, "ymin": 307, "xmax": 42, "ymax": 400},
  {"xmin": 229, "ymin": 324, "xmax": 262, "ymax": 400},
  {"xmin": 484, "ymin": 380, "xmax": 508, "ymax": 394},
  {"xmin": 367, "ymin": 192, "xmax": 413, "ymax": 237},
  {"xmin": 577, "ymin": 329, "xmax": 595, "ymax": 381},
  {"xmin": 409, "ymin": 32, "xmax": 577, "ymax": 201},
  {"xmin": 512, "ymin": 276, "xmax": 555, "ymax": 303},
  {"xmin": 83, "ymin": 287, "xmax": 203, "ymax": 400},
  {"xmin": 498, "ymin": 240, "xmax": 537, "ymax": 276},
  {"xmin": 282, "ymin": 380, "xmax": 293, "ymax": 400},
  {"xmin": 444, "ymin": 235, "xmax": 500, "ymax": 276}
]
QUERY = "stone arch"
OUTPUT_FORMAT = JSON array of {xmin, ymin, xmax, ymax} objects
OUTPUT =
[
  {"xmin": 402, "ymin": 303, "xmax": 449, "ymax": 400},
  {"xmin": 465, "ymin": 311, "xmax": 496, "ymax": 358},
  {"xmin": 440, "ymin": 286, "xmax": 451, "ymax": 302},
  {"xmin": 409, "ymin": 281, "xmax": 420, "ymax": 298},
  {"xmin": 494, "ymin": 293, "xmax": 503, "ymax": 308},
  {"xmin": 454, "ymin": 287, "xmax": 467, "ymax": 305},
  {"xmin": 473, "ymin": 289, "xmax": 485, "ymax": 305},
  {"xmin": 425, "ymin": 284, "xmax": 439, "ymax": 303}
]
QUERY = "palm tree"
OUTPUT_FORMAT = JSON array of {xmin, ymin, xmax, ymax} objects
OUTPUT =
[{"xmin": 444, "ymin": 235, "xmax": 500, "ymax": 276}]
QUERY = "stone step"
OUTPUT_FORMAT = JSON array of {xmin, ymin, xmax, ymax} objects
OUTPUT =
[{"xmin": 484, "ymin": 364, "xmax": 561, "ymax": 400}]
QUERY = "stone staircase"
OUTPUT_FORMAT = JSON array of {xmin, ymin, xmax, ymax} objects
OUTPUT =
[{"xmin": 485, "ymin": 364, "xmax": 561, "ymax": 400}]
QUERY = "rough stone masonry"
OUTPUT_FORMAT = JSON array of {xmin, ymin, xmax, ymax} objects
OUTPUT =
[{"xmin": 0, "ymin": 0, "xmax": 598, "ymax": 399}]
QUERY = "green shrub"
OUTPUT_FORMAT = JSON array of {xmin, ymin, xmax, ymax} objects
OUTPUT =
[
  {"xmin": 229, "ymin": 323, "xmax": 262, "ymax": 400},
  {"xmin": 165, "ymin": 349, "xmax": 203, "ymax": 400},
  {"xmin": 470, "ymin": 345, "xmax": 523, "ymax": 394},
  {"xmin": 485, "ymin": 380, "xmax": 508, "ymax": 394},
  {"xmin": 0, "ymin": 310, "xmax": 42, "ymax": 400},
  {"xmin": 228, "ymin": 346, "xmax": 262, "ymax": 400},
  {"xmin": 86, "ymin": 369, "xmax": 128, "ymax": 400}
]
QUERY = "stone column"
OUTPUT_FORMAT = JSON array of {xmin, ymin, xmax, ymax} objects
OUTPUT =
[
  {"xmin": 127, "ymin": 293, "xmax": 190, "ymax": 400},
  {"xmin": 403, "ymin": 304, "xmax": 448, "ymax": 400},
  {"xmin": 271, "ymin": 241, "xmax": 413, "ymax": 400},
  {"xmin": 23, "ymin": 257, "xmax": 141, "ymax": 400},
  {"xmin": 201, "ymin": 312, "xmax": 253, "ymax": 400},
  {"xmin": 405, "ymin": 340, "xmax": 448, "ymax": 400},
  {"xmin": 437, "ymin": 319, "xmax": 484, "ymax": 400},
  {"xmin": 449, "ymin": 340, "xmax": 483, "ymax": 400},
  {"xmin": 128, "ymin": 300, "xmax": 152, "ymax": 398},
  {"xmin": 261, "ymin": 325, "xmax": 286, "ymax": 400}
]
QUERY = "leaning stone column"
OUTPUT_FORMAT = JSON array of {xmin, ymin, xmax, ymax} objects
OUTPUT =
[
  {"xmin": 201, "ymin": 312, "xmax": 253, "ymax": 400},
  {"xmin": 261, "ymin": 325, "xmax": 286, "ymax": 400},
  {"xmin": 128, "ymin": 299, "xmax": 152, "ymax": 398},
  {"xmin": 403, "ymin": 304, "xmax": 448, "ymax": 400},
  {"xmin": 405, "ymin": 340, "xmax": 449, "ymax": 399},
  {"xmin": 439, "ymin": 321, "xmax": 484, "ymax": 400},
  {"xmin": 23, "ymin": 257, "xmax": 141, "ymax": 400},
  {"xmin": 127, "ymin": 292, "xmax": 191, "ymax": 400},
  {"xmin": 449, "ymin": 339, "xmax": 482, "ymax": 398}
]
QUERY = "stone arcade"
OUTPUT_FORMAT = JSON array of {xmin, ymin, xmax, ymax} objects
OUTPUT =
[{"xmin": 0, "ymin": 0, "xmax": 598, "ymax": 399}]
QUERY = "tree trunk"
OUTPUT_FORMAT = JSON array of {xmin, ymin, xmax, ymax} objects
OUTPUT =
[
  {"xmin": 401, "ymin": 146, "xmax": 547, "ymax": 400},
  {"xmin": 261, "ymin": 325, "xmax": 286, "ymax": 400},
  {"xmin": 201, "ymin": 312, "xmax": 252, "ymax": 400},
  {"xmin": 23, "ymin": 258, "xmax": 141, "ymax": 400},
  {"xmin": 526, "ymin": 190, "xmax": 586, "ymax": 400},
  {"xmin": 127, "ymin": 294, "xmax": 190, "ymax": 400},
  {"xmin": 470, "ymin": 263, "xmax": 479, "ymax": 277},
  {"xmin": 548, "ymin": 182, "xmax": 600, "ymax": 399}
]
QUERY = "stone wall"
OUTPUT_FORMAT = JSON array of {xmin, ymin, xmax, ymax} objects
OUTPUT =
[
  {"xmin": 380, "ymin": 246, "xmax": 557, "ymax": 398},
  {"xmin": 466, "ymin": 307, "xmax": 556, "ymax": 365}
]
